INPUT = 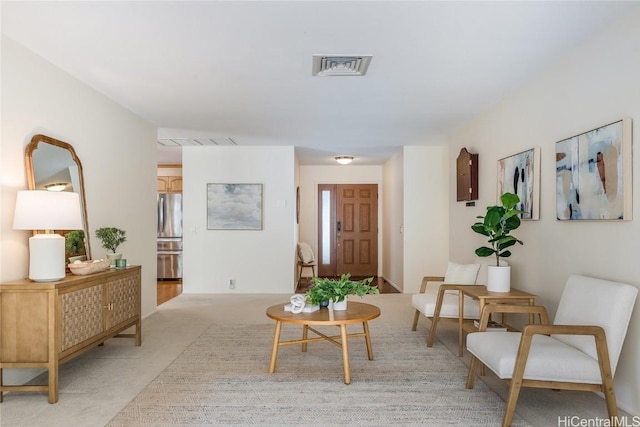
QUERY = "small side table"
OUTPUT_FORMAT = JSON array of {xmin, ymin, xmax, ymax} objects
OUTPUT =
[
  {"xmin": 428, "ymin": 285, "xmax": 537, "ymax": 357},
  {"xmin": 457, "ymin": 285, "xmax": 536, "ymax": 356}
]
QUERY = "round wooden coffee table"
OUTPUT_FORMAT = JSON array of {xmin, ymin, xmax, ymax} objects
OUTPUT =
[{"xmin": 266, "ymin": 301, "xmax": 380, "ymax": 384}]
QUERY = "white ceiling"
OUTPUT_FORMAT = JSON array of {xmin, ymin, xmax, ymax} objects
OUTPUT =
[{"xmin": 2, "ymin": 1, "xmax": 636, "ymax": 165}]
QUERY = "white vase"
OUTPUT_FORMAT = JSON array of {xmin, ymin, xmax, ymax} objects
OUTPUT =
[
  {"xmin": 331, "ymin": 298, "xmax": 348, "ymax": 311},
  {"xmin": 106, "ymin": 252, "xmax": 122, "ymax": 267},
  {"xmin": 487, "ymin": 265, "xmax": 511, "ymax": 293}
]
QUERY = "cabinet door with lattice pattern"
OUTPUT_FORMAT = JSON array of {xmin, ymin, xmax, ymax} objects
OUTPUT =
[
  {"xmin": 106, "ymin": 272, "xmax": 140, "ymax": 330},
  {"xmin": 60, "ymin": 285, "xmax": 105, "ymax": 352}
]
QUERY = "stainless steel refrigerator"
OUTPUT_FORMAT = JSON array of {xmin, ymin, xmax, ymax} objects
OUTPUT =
[{"xmin": 157, "ymin": 193, "xmax": 183, "ymax": 280}]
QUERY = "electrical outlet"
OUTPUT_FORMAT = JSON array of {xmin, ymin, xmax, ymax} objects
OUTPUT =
[{"xmin": 229, "ymin": 279, "xmax": 236, "ymax": 289}]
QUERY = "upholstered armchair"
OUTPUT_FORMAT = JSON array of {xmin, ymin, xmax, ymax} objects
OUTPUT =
[
  {"xmin": 465, "ymin": 274, "xmax": 638, "ymax": 427},
  {"xmin": 411, "ymin": 261, "xmax": 484, "ymax": 356}
]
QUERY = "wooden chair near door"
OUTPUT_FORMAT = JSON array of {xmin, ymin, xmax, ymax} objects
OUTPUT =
[{"xmin": 296, "ymin": 242, "xmax": 317, "ymax": 286}]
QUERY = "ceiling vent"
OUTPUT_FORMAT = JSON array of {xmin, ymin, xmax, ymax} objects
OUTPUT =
[
  {"xmin": 312, "ymin": 55, "xmax": 372, "ymax": 76},
  {"xmin": 157, "ymin": 138, "xmax": 238, "ymax": 147}
]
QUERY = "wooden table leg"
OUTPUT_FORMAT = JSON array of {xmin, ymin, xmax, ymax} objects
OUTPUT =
[
  {"xmin": 340, "ymin": 324, "xmax": 351, "ymax": 384},
  {"xmin": 302, "ymin": 325, "xmax": 308, "ymax": 352},
  {"xmin": 268, "ymin": 321, "xmax": 282, "ymax": 374},
  {"xmin": 135, "ymin": 320, "xmax": 142, "ymax": 346},
  {"xmin": 48, "ymin": 362, "xmax": 58, "ymax": 403},
  {"xmin": 529, "ymin": 298, "xmax": 535, "ymax": 324},
  {"xmin": 362, "ymin": 321, "xmax": 374, "ymax": 360},
  {"xmin": 458, "ymin": 290, "xmax": 465, "ymax": 357}
]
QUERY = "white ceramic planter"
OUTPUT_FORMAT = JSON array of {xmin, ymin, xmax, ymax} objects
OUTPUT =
[
  {"xmin": 106, "ymin": 252, "xmax": 122, "ymax": 267},
  {"xmin": 331, "ymin": 298, "xmax": 348, "ymax": 311},
  {"xmin": 487, "ymin": 265, "xmax": 511, "ymax": 293}
]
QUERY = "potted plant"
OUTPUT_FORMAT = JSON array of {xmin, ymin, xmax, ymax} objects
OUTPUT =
[
  {"xmin": 471, "ymin": 192, "xmax": 523, "ymax": 292},
  {"xmin": 95, "ymin": 227, "xmax": 126, "ymax": 266},
  {"xmin": 65, "ymin": 230, "xmax": 86, "ymax": 263},
  {"xmin": 306, "ymin": 273, "xmax": 380, "ymax": 310}
]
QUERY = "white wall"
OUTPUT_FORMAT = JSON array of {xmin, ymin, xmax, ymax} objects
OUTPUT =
[
  {"xmin": 402, "ymin": 146, "xmax": 450, "ymax": 293},
  {"xmin": 382, "ymin": 150, "xmax": 404, "ymax": 289},
  {"xmin": 448, "ymin": 9, "xmax": 640, "ymax": 414},
  {"xmin": 182, "ymin": 146, "xmax": 296, "ymax": 293},
  {"xmin": 1, "ymin": 36, "xmax": 157, "ymax": 385},
  {"xmin": 298, "ymin": 165, "xmax": 383, "ymax": 275}
]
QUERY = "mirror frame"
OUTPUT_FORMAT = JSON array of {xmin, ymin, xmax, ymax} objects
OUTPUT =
[{"xmin": 25, "ymin": 134, "xmax": 92, "ymax": 259}]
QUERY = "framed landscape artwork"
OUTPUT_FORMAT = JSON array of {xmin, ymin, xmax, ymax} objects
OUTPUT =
[
  {"xmin": 556, "ymin": 118, "xmax": 632, "ymax": 220},
  {"xmin": 207, "ymin": 183, "xmax": 263, "ymax": 230},
  {"xmin": 497, "ymin": 147, "xmax": 540, "ymax": 220}
]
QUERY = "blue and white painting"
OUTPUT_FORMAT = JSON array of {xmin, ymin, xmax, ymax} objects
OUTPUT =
[
  {"xmin": 556, "ymin": 119, "xmax": 629, "ymax": 220},
  {"xmin": 207, "ymin": 183, "xmax": 263, "ymax": 230},
  {"xmin": 497, "ymin": 148, "xmax": 539, "ymax": 220}
]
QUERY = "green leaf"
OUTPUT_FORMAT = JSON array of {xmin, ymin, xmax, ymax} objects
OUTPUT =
[
  {"xmin": 499, "ymin": 250, "xmax": 512, "ymax": 258},
  {"xmin": 471, "ymin": 223, "xmax": 489, "ymax": 236},
  {"xmin": 501, "ymin": 192, "xmax": 520, "ymax": 210},
  {"xmin": 475, "ymin": 247, "xmax": 495, "ymax": 257}
]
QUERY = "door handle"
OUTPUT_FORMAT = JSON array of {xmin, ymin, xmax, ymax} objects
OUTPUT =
[{"xmin": 337, "ymin": 221, "xmax": 341, "ymax": 231}]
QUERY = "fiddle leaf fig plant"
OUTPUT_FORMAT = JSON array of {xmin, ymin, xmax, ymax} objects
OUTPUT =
[
  {"xmin": 95, "ymin": 227, "xmax": 126, "ymax": 254},
  {"xmin": 305, "ymin": 273, "xmax": 379, "ymax": 305},
  {"xmin": 471, "ymin": 192, "xmax": 523, "ymax": 266}
]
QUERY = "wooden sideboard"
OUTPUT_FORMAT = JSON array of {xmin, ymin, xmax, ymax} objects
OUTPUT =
[{"xmin": 0, "ymin": 266, "xmax": 141, "ymax": 403}]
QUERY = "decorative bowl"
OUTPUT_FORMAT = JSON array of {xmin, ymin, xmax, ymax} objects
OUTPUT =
[{"xmin": 68, "ymin": 259, "xmax": 111, "ymax": 275}]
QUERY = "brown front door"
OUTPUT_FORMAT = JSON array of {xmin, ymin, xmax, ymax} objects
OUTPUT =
[{"xmin": 317, "ymin": 184, "xmax": 378, "ymax": 277}]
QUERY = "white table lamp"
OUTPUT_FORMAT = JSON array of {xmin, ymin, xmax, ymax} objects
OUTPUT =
[{"xmin": 13, "ymin": 190, "xmax": 84, "ymax": 282}]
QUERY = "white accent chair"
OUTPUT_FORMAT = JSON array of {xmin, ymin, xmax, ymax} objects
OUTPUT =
[
  {"xmin": 466, "ymin": 274, "xmax": 638, "ymax": 427},
  {"xmin": 411, "ymin": 261, "xmax": 485, "ymax": 356}
]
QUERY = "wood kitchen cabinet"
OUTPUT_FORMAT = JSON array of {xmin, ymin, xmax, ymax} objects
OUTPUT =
[
  {"xmin": 0, "ymin": 266, "xmax": 141, "ymax": 403},
  {"xmin": 157, "ymin": 176, "xmax": 182, "ymax": 193}
]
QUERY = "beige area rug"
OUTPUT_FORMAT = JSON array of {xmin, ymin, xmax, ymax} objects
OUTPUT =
[{"xmin": 108, "ymin": 321, "xmax": 530, "ymax": 426}]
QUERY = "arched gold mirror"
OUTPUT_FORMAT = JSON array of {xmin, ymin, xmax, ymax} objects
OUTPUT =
[{"xmin": 25, "ymin": 134, "xmax": 92, "ymax": 260}]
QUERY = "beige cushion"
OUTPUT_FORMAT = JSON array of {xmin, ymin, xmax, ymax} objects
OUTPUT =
[
  {"xmin": 412, "ymin": 292, "xmax": 480, "ymax": 319},
  {"xmin": 444, "ymin": 261, "xmax": 481, "ymax": 284},
  {"xmin": 467, "ymin": 332, "xmax": 603, "ymax": 383},
  {"xmin": 442, "ymin": 262, "xmax": 481, "ymax": 295},
  {"xmin": 297, "ymin": 242, "xmax": 315, "ymax": 263}
]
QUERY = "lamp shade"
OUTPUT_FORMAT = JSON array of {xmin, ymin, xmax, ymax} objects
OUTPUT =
[
  {"xmin": 13, "ymin": 190, "xmax": 83, "ymax": 231},
  {"xmin": 13, "ymin": 190, "xmax": 84, "ymax": 282}
]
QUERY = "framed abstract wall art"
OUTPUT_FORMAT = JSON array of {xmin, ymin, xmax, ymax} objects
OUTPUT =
[
  {"xmin": 207, "ymin": 183, "xmax": 263, "ymax": 230},
  {"xmin": 555, "ymin": 118, "xmax": 632, "ymax": 220},
  {"xmin": 497, "ymin": 147, "xmax": 540, "ymax": 220}
]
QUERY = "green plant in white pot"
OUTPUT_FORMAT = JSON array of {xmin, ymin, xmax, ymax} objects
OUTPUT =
[
  {"xmin": 305, "ymin": 274, "xmax": 379, "ymax": 310},
  {"xmin": 95, "ymin": 227, "xmax": 126, "ymax": 266},
  {"xmin": 471, "ymin": 192, "xmax": 523, "ymax": 292}
]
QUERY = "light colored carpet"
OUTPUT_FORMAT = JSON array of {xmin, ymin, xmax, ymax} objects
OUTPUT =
[{"xmin": 108, "ymin": 316, "xmax": 530, "ymax": 426}]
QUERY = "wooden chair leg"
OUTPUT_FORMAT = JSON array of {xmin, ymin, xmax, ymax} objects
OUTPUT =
[
  {"xmin": 466, "ymin": 356, "xmax": 479, "ymax": 389},
  {"xmin": 594, "ymin": 333, "xmax": 619, "ymax": 420},
  {"xmin": 411, "ymin": 310, "xmax": 420, "ymax": 331},
  {"xmin": 501, "ymin": 327, "xmax": 535, "ymax": 427},
  {"xmin": 602, "ymin": 377, "xmax": 619, "ymax": 421},
  {"xmin": 502, "ymin": 377, "xmax": 523, "ymax": 427},
  {"xmin": 427, "ymin": 288, "xmax": 446, "ymax": 348}
]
